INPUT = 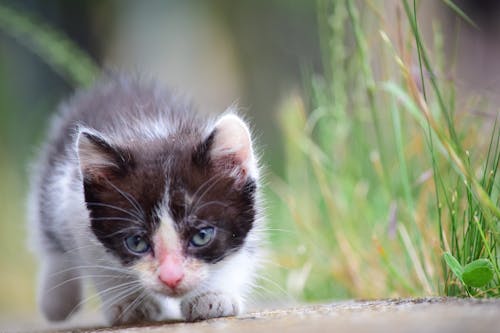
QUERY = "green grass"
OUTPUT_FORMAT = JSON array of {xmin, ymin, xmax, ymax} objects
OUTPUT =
[{"xmin": 267, "ymin": 0, "xmax": 500, "ymax": 300}]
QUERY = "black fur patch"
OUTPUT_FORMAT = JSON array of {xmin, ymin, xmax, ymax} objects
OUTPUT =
[
  {"xmin": 84, "ymin": 142, "xmax": 168, "ymax": 265},
  {"xmin": 168, "ymin": 148, "xmax": 256, "ymax": 264},
  {"xmin": 192, "ymin": 130, "xmax": 215, "ymax": 167}
]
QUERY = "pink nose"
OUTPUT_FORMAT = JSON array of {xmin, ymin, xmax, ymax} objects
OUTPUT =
[{"xmin": 159, "ymin": 256, "xmax": 184, "ymax": 289}]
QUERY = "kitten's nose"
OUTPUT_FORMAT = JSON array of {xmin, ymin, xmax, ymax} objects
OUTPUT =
[{"xmin": 159, "ymin": 255, "xmax": 184, "ymax": 289}]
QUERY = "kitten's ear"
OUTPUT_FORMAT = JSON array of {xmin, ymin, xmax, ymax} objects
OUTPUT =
[
  {"xmin": 76, "ymin": 129, "xmax": 127, "ymax": 181},
  {"xmin": 208, "ymin": 114, "xmax": 258, "ymax": 179}
]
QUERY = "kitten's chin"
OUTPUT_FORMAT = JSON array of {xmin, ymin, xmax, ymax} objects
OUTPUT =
[
  {"xmin": 159, "ymin": 289, "xmax": 185, "ymax": 298},
  {"xmin": 153, "ymin": 284, "xmax": 190, "ymax": 299}
]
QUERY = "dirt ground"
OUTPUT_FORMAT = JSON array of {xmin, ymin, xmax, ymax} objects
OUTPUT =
[{"xmin": 13, "ymin": 297, "xmax": 498, "ymax": 333}]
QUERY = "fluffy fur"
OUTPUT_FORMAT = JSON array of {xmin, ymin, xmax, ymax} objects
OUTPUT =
[{"xmin": 28, "ymin": 74, "xmax": 263, "ymax": 325}]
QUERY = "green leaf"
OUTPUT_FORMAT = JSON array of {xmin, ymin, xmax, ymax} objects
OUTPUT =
[
  {"xmin": 443, "ymin": 252, "xmax": 464, "ymax": 281},
  {"xmin": 462, "ymin": 259, "xmax": 494, "ymax": 288}
]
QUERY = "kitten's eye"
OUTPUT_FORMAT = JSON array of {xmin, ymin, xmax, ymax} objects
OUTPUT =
[
  {"xmin": 124, "ymin": 234, "xmax": 150, "ymax": 254},
  {"xmin": 190, "ymin": 227, "xmax": 215, "ymax": 247}
]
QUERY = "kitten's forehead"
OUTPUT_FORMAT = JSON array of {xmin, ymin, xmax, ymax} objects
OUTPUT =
[{"xmin": 154, "ymin": 207, "xmax": 181, "ymax": 253}]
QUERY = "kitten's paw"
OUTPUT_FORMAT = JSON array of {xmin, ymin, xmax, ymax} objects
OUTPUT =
[
  {"xmin": 181, "ymin": 292, "xmax": 239, "ymax": 322},
  {"xmin": 106, "ymin": 296, "xmax": 163, "ymax": 326}
]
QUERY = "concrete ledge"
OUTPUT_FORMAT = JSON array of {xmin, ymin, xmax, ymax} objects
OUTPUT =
[{"xmin": 39, "ymin": 298, "xmax": 500, "ymax": 333}]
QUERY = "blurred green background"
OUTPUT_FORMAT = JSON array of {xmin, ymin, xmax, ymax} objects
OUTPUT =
[{"xmin": 1, "ymin": 0, "xmax": 500, "ymax": 329}]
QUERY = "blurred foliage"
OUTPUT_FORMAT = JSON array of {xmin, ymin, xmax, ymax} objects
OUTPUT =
[
  {"xmin": 267, "ymin": 0, "xmax": 500, "ymax": 300},
  {"xmin": 0, "ymin": 1, "xmax": 99, "ymax": 316},
  {"xmin": 0, "ymin": 3, "xmax": 98, "ymax": 87}
]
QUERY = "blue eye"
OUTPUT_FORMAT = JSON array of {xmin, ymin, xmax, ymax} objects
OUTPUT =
[
  {"xmin": 191, "ymin": 227, "xmax": 215, "ymax": 247},
  {"xmin": 124, "ymin": 235, "xmax": 150, "ymax": 254}
]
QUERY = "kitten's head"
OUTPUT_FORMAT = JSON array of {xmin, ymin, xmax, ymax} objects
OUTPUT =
[{"xmin": 76, "ymin": 113, "xmax": 260, "ymax": 297}]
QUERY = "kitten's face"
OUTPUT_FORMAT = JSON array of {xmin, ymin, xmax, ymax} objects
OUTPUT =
[{"xmin": 77, "ymin": 115, "xmax": 258, "ymax": 297}]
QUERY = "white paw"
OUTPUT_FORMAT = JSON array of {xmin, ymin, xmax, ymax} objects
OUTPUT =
[{"xmin": 181, "ymin": 292, "xmax": 239, "ymax": 322}]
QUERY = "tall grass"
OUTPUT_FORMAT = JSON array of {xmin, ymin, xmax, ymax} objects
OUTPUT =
[
  {"xmin": 401, "ymin": 0, "xmax": 500, "ymax": 297},
  {"xmin": 269, "ymin": 0, "xmax": 500, "ymax": 300}
]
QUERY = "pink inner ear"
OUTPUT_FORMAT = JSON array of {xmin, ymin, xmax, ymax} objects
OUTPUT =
[
  {"xmin": 77, "ymin": 130, "xmax": 120, "ymax": 181},
  {"xmin": 211, "ymin": 114, "xmax": 257, "ymax": 178}
]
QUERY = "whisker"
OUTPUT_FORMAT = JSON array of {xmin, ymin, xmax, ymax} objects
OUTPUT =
[
  {"xmin": 254, "ymin": 274, "xmax": 292, "ymax": 298},
  {"xmin": 49, "ymin": 265, "xmax": 134, "ymax": 277},
  {"xmin": 61, "ymin": 243, "xmax": 104, "ymax": 256},
  {"xmin": 192, "ymin": 219, "xmax": 235, "ymax": 235},
  {"xmin": 115, "ymin": 289, "xmax": 148, "ymax": 323},
  {"xmin": 205, "ymin": 246, "xmax": 242, "ymax": 264},
  {"xmin": 101, "ymin": 284, "xmax": 144, "ymax": 315},
  {"xmin": 247, "ymin": 284, "xmax": 274, "ymax": 297},
  {"xmin": 103, "ymin": 179, "xmax": 145, "ymax": 220},
  {"xmin": 191, "ymin": 200, "xmax": 228, "ymax": 215},
  {"xmin": 188, "ymin": 174, "xmax": 226, "ymax": 215},
  {"xmin": 67, "ymin": 280, "xmax": 142, "ymax": 319},
  {"xmin": 86, "ymin": 202, "xmax": 143, "ymax": 221},
  {"xmin": 97, "ymin": 226, "xmax": 147, "ymax": 239},
  {"xmin": 46, "ymin": 274, "xmax": 124, "ymax": 293},
  {"xmin": 258, "ymin": 228, "xmax": 295, "ymax": 234},
  {"xmin": 91, "ymin": 216, "xmax": 143, "ymax": 225},
  {"xmin": 258, "ymin": 259, "xmax": 288, "ymax": 270},
  {"xmin": 189, "ymin": 173, "xmax": 222, "ymax": 204}
]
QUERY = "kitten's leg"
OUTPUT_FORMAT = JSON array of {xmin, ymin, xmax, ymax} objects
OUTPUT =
[
  {"xmin": 180, "ymin": 292, "xmax": 240, "ymax": 322},
  {"xmin": 106, "ymin": 295, "xmax": 164, "ymax": 326},
  {"xmin": 94, "ymin": 276, "xmax": 164, "ymax": 325},
  {"xmin": 39, "ymin": 252, "xmax": 83, "ymax": 321}
]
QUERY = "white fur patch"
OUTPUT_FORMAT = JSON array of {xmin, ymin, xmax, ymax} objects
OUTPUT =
[{"xmin": 156, "ymin": 216, "xmax": 182, "ymax": 254}]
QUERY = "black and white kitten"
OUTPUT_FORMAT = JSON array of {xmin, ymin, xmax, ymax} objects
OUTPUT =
[{"xmin": 28, "ymin": 74, "xmax": 263, "ymax": 325}]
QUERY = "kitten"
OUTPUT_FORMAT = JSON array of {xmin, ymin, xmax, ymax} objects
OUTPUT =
[{"xmin": 28, "ymin": 73, "xmax": 263, "ymax": 325}]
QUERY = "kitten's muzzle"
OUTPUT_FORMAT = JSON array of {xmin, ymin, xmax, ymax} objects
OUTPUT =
[{"xmin": 158, "ymin": 254, "xmax": 184, "ymax": 290}]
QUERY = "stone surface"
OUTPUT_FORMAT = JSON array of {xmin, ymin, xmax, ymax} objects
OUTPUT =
[{"xmin": 28, "ymin": 298, "xmax": 500, "ymax": 333}]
